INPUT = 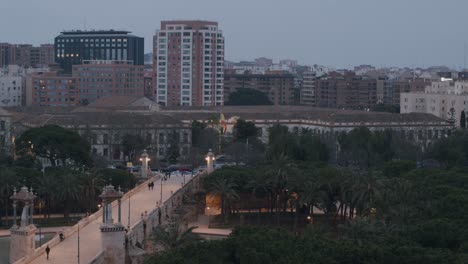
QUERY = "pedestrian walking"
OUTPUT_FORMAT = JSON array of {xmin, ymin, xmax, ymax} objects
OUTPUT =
[
  {"xmin": 45, "ymin": 245, "xmax": 50, "ymax": 260},
  {"xmin": 147, "ymin": 182, "xmax": 151, "ymax": 190}
]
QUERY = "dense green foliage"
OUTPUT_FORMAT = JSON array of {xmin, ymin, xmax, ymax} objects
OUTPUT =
[
  {"xmin": 267, "ymin": 125, "xmax": 329, "ymax": 162},
  {"xmin": 121, "ymin": 134, "xmax": 148, "ymax": 162},
  {"xmin": 0, "ymin": 166, "xmax": 136, "ymax": 225},
  {"xmin": 233, "ymin": 119, "xmax": 258, "ymax": 142},
  {"xmin": 371, "ymin": 104, "xmax": 400, "ymax": 113},
  {"xmin": 147, "ymin": 226, "xmax": 463, "ymax": 264},
  {"xmin": 425, "ymin": 130, "xmax": 468, "ymax": 168},
  {"xmin": 337, "ymin": 127, "xmax": 420, "ymax": 168},
  {"xmin": 226, "ymin": 88, "xmax": 273, "ymax": 105},
  {"xmin": 15, "ymin": 125, "xmax": 91, "ymax": 167},
  {"xmin": 147, "ymin": 128, "xmax": 468, "ymax": 263},
  {"xmin": 149, "ymin": 165, "xmax": 468, "ymax": 263}
]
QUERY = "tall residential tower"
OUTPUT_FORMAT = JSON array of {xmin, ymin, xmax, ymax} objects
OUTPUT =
[{"xmin": 153, "ymin": 20, "xmax": 224, "ymax": 106}]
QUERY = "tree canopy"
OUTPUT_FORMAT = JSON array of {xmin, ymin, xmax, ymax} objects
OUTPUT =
[
  {"xmin": 225, "ymin": 88, "xmax": 273, "ymax": 105},
  {"xmin": 233, "ymin": 119, "xmax": 258, "ymax": 142},
  {"xmin": 15, "ymin": 125, "xmax": 91, "ymax": 167}
]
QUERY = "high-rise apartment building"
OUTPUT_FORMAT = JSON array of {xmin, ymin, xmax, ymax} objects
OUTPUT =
[
  {"xmin": 0, "ymin": 43, "xmax": 54, "ymax": 67},
  {"xmin": 153, "ymin": 20, "xmax": 225, "ymax": 106},
  {"xmin": 300, "ymin": 71, "xmax": 316, "ymax": 105},
  {"xmin": 72, "ymin": 60, "xmax": 144, "ymax": 104},
  {"xmin": 55, "ymin": 30, "xmax": 144, "ymax": 73}
]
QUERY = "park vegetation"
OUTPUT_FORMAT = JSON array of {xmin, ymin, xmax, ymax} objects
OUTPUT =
[
  {"xmin": 0, "ymin": 125, "xmax": 137, "ymax": 227},
  {"xmin": 146, "ymin": 122, "xmax": 468, "ymax": 263}
]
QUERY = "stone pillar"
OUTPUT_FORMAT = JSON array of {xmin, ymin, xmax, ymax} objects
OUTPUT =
[
  {"xmin": 101, "ymin": 225, "xmax": 125, "ymax": 264},
  {"xmin": 99, "ymin": 184, "xmax": 125, "ymax": 264},
  {"xmin": 205, "ymin": 149, "xmax": 215, "ymax": 173},
  {"xmin": 10, "ymin": 186, "xmax": 37, "ymax": 264},
  {"xmin": 140, "ymin": 149, "xmax": 150, "ymax": 179}
]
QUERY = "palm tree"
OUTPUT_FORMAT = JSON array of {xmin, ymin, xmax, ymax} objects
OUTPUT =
[
  {"xmin": 247, "ymin": 172, "xmax": 272, "ymax": 225},
  {"xmin": 206, "ymin": 177, "xmax": 239, "ymax": 223},
  {"xmin": 151, "ymin": 219, "xmax": 203, "ymax": 251},
  {"xmin": 0, "ymin": 167, "xmax": 17, "ymax": 226},
  {"xmin": 349, "ymin": 170, "xmax": 383, "ymax": 219},
  {"xmin": 297, "ymin": 175, "xmax": 323, "ymax": 228},
  {"xmin": 264, "ymin": 153, "xmax": 295, "ymax": 225},
  {"xmin": 36, "ymin": 171, "xmax": 56, "ymax": 219},
  {"xmin": 52, "ymin": 168, "xmax": 82, "ymax": 220},
  {"xmin": 78, "ymin": 169, "xmax": 104, "ymax": 214}
]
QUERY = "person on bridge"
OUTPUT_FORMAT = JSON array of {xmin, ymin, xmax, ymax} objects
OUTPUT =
[{"xmin": 45, "ymin": 245, "xmax": 50, "ymax": 260}]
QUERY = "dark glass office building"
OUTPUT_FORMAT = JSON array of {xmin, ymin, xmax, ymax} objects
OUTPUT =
[{"xmin": 54, "ymin": 30, "xmax": 144, "ymax": 73}]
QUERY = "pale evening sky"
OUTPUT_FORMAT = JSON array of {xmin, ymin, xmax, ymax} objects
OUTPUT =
[{"xmin": 1, "ymin": 0, "xmax": 467, "ymax": 69}]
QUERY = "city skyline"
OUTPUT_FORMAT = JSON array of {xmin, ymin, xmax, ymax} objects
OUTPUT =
[{"xmin": 1, "ymin": 0, "xmax": 467, "ymax": 69}]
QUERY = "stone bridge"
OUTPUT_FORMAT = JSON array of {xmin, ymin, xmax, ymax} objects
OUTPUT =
[{"xmin": 13, "ymin": 171, "xmax": 205, "ymax": 264}]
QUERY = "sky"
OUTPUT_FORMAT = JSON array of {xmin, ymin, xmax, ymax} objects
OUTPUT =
[{"xmin": 1, "ymin": 0, "xmax": 467, "ymax": 69}]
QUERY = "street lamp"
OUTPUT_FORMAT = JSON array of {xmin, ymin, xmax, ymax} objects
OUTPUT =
[
  {"xmin": 160, "ymin": 173, "xmax": 168, "ymax": 204},
  {"xmin": 205, "ymin": 149, "xmax": 215, "ymax": 173},
  {"xmin": 139, "ymin": 149, "xmax": 150, "ymax": 179}
]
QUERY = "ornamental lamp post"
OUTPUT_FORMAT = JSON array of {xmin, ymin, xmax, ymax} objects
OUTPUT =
[
  {"xmin": 139, "ymin": 149, "xmax": 150, "ymax": 179},
  {"xmin": 205, "ymin": 149, "xmax": 215, "ymax": 173}
]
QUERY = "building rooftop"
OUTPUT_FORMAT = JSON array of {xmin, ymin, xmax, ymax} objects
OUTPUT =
[
  {"xmin": 162, "ymin": 105, "xmax": 449, "ymax": 126},
  {"xmin": 86, "ymin": 96, "xmax": 157, "ymax": 109},
  {"xmin": 60, "ymin": 29, "xmax": 131, "ymax": 35},
  {"xmin": 1, "ymin": 104, "xmax": 449, "ymax": 128}
]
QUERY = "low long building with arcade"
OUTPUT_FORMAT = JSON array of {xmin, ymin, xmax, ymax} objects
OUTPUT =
[{"xmin": 0, "ymin": 96, "xmax": 452, "ymax": 164}]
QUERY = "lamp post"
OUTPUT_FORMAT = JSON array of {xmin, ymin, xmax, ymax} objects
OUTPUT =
[
  {"xmin": 205, "ymin": 149, "xmax": 215, "ymax": 173},
  {"xmin": 128, "ymin": 194, "xmax": 131, "ymax": 229},
  {"xmin": 139, "ymin": 149, "xmax": 150, "ymax": 179},
  {"xmin": 160, "ymin": 173, "xmax": 168, "ymax": 204}
]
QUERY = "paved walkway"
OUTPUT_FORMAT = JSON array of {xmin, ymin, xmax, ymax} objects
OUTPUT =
[
  {"xmin": 190, "ymin": 214, "xmax": 232, "ymax": 237},
  {"xmin": 27, "ymin": 174, "xmax": 185, "ymax": 264}
]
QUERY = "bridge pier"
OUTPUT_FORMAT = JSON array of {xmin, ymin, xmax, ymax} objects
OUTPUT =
[
  {"xmin": 10, "ymin": 187, "xmax": 37, "ymax": 264},
  {"xmin": 99, "ymin": 184, "xmax": 125, "ymax": 264}
]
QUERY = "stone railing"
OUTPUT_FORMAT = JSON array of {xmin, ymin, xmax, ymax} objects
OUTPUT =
[
  {"xmin": 88, "ymin": 251, "xmax": 105, "ymax": 264},
  {"xmin": 126, "ymin": 171, "xmax": 205, "ymax": 249},
  {"xmin": 15, "ymin": 176, "xmax": 159, "ymax": 264}
]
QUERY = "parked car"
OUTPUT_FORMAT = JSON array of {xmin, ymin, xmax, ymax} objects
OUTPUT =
[
  {"xmin": 161, "ymin": 165, "xmax": 180, "ymax": 173},
  {"xmin": 132, "ymin": 165, "xmax": 141, "ymax": 172}
]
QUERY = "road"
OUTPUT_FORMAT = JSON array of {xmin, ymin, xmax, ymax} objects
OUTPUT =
[{"xmin": 28, "ymin": 174, "xmax": 185, "ymax": 264}]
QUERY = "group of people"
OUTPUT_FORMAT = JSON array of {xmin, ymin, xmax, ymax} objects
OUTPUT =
[{"xmin": 147, "ymin": 181, "xmax": 155, "ymax": 190}]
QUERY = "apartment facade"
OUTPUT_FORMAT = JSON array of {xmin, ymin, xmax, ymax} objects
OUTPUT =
[
  {"xmin": 144, "ymin": 71, "xmax": 154, "ymax": 99},
  {"xmin": 0, "ymin": 43, "xmax": 54, "ymax": 67},
  {"xmin": 72, "ymin": 60, "xmax": 144, "ymax": 104},
  {"xmin": 401, "ymin": 80, "xmax": 468, "ymax": 127},
  {"xmin": 153, "ymin": 20, "xmax": 225, "ymax": 106},
  {"xmin": 392, "ymin": 78, "xmax": 431, "ymax": 106},
  {"xmin": 223, "ymin": 72, "xmax": 295, "ymax": 105},
  {"xmin": 0, "ymin": 68, "xmax": 23, "ymax": 107},
  {"xmin": 315, "ymin": 72, "xmax": 377, "ymax": 109},
  {"xmin": 55, "ymin": 30, "xmax": 144, "ymax": 73},
  {"xmin": 25, "ymin": 71, "xmax": 78, "ymax": 106},
  {"xmin": 300, "ymin": 71, "xmax": 316, "ymax": 105}
]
